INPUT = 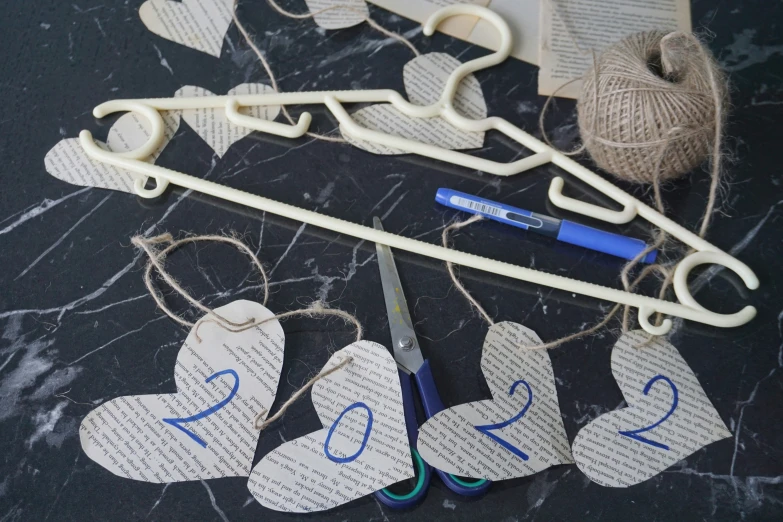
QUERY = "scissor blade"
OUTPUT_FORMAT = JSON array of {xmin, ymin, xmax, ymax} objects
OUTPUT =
[{"xmin": 374, "ymin": 217, "xmax": 424, "ymax": 375}]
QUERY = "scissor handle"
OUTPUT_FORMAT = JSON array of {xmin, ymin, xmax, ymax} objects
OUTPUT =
[
  {"xmin": 374, "ymin": 449, "xmax": 431, "ymax": 509},
  {"xmin": 415, "ymin": 361, "xmax": 491, "ymax": 497}
]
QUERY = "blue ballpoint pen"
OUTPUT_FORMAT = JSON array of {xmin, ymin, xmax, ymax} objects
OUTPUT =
[{"xmin": 436, "ymin": 188, "xmax": 657, "ymax": 263}]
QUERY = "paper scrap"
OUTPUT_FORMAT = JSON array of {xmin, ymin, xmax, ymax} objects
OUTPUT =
[
  {"xmin": 367, "ymin": 0, "xmax": 540, "ymax": 65},
  {"xmin": 417, "ymin": 322, "xmax": 573, "ymax": 481},
  {"xmin": 304, "ymin": 0, "xmax": 368, "ymax": 29},
  {"xmin": 571, "ymin": 330, "xmax": 732, "ymax": 488},
  {"xmin": 176, "ymin": 83, "xmax": 281, "ymax": 158},
  {"xmin": 538, "ymin": 0, "xmax": 692, "ymax": 98},
  {"xmin": 248, "ymin": 341, "xmax": 414, "ymax": 512},
  {"xmin": 139, "ymin": 0, "xmax": 235, "ymax": 57},
  {"xmin": 44, "ymin": 110, "xmax": 180, "ymax": 194},
  {"xmin": 79, "ymin": 300, "xmax": 285, "ymax": 482},
  {"xmin": 340, "ymin": 52, "xmax": 487, "ymax": 155}
]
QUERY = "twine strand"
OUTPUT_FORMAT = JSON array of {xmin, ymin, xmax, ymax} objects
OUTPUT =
[
  {"xmin": 232, "ymin": 0, "xmax": 419, "ymax": 144},
  {"xmin": 254, "ymin": 354, "xmax": 354, "ymax": 430},
  {"xmin": 441, "ymin": 215, "xmax": 495, "ymax": 326},
  {"xmin": 132, "ymin": 233, "xmax": 363, "ymax": 343}
]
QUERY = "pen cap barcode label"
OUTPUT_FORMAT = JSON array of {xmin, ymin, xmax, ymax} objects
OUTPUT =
[{"xmin": 451, "ymin": 196, "xmax": 502, "ymax": 217}]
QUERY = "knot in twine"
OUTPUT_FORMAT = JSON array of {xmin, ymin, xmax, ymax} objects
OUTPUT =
[{"xmin": 577, "ymin": 31, "xmax": 726, "ymax": 184}]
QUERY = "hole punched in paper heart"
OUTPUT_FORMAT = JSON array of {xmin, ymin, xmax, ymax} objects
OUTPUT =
[{"xmin": 571, "ymin": 330, "xmax": 732, "ymax": 488}]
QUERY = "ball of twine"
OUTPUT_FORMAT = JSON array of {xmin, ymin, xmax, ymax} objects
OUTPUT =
[{"xmin": 577, "ymin": 31, "xmax": 726, "ymax": 184}]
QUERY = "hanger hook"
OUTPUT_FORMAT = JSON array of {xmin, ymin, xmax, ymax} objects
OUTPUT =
[{"xmin": 423, "ymin": 5, "xmax": 512, "ymax": 106}]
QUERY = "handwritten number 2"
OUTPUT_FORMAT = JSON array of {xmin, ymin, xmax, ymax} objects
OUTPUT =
[
  {"xmin": 162, "ymin": 369, "xmax": 240, "ymax": 448},
  {"xmin": 474, "ymin": 380, "xmax": 533, "ymax": 461},
  {"xmin": 619, "ymin": 375, "xmax": 678, "ymax": 450}
]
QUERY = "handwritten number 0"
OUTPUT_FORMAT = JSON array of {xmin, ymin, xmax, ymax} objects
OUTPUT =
[
  {"xmin": 162, "ymin": 369, "xmax": 240, "ymax": 448},
  {"xmin": 474, "ymin": 380, "xmax": 533, "ymax": 461},
  {"xmin": 618, "ymin": 375, "xmax": 678, "ymax": 450},
  {"xmin": 324, "ymin": 402, "xmax": 373, "ymax": 463}
]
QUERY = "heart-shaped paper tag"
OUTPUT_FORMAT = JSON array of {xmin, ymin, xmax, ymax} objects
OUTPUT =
[
  {"xmin": 304, "ymin": 0, "xmax": 368, "ymax": 29},
  {"xmin": 247, "ymin": 341, "xmax": 414, "ymax": 512},
  {"xmin": 176, "ymin": 83, "xmax": 281, "ymax": 158},
  {"xmin": 139, "ymin": 0, "xmax": 235, "ymax": 57},
  {"xmin": 572, "ymin": 330, "xmax": 732, "ymax": 487},
  {"xmin": 79, "ymin": 300, "xmax": 285, "ymax": 482},
  {"xmin": 417, "ymin": 322, "xmax": 573, "ymax": 480},
  {"xmin": 341, "ymin": 52, "xmax": 488, "ymax": 154},
  {"xmin": 44, "ymin": 110, "xmax": 180, "ymax": 193}
]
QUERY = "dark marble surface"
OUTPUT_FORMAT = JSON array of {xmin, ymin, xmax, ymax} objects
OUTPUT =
[{"xmin": 2, "ymin": 0, "xmax": 783, "ymax": 520}]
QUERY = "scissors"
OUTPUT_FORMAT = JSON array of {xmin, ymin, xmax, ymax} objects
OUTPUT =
[{"xmin": 372, "ymin": 217, "xmax": 490, "ymax": 509}]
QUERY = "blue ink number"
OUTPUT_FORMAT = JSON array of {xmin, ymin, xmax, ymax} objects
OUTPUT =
[
  {"xmin": 324, "ymin": 402, "xmax": 373, "ymax": 463},
  {"xmin": 619, "ymin": 375, "xmax": 678, "ymax": 450},
  {"xmin": 162, "ymin": 369, "xmax": 239, "ymax": 448},
  {"xmin": 474, "ymin": 380, "xmax": 533, "ymax": 461}
]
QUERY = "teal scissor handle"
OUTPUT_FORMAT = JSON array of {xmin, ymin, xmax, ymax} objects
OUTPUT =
[
  {"xmin": 448, "ymin": 474, "xmax": 488, "ymax": 488},
  {"xmin": 375, "ymin": 448, "xmax": 429, "ymax": 507}
]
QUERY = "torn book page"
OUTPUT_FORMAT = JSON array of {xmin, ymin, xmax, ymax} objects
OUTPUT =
[
  {"xmin": 139, "ymin": 0, "xmax": 235, "ymax": 58},
  {"xmin": 248, "ymin": 341, "xmax": 414, "ymax": 512},
  {"xmin": 175, "ymin": 83, "xmax": 281, "ymax": 158},
  {"xmin": 417, "ymin": 322, "xmax": 573, "ymax": 480},
  {"xmin": 571, "ymin": 330, "xmax": 732, "ymax": 487},
  {"xmin": 44, "ymin": 110, "xmax": 180, "ymax": 194},
  {"xmin": 79, "ymin": 300, "xmax": 285, "ymax": 482},
  {"xmin": 538, "ymin": 0, "xmax": 691, "ymax": 98},
  {"xmin": 304, "ymin": 0, "xmax": 368, "ymax": 29},
  {"xmin": 340, "ymin": 52, "xmax": 487, "ymax": 154}
]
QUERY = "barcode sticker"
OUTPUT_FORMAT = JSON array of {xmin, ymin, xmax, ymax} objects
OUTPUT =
[{"xmin": 451, "ymin": 196, "xmax": 503, "ymax": 217}]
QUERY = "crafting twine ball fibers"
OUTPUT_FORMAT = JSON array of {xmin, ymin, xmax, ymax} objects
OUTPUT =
[{"xmin": 577, "ymin": 31, "xmax": 726, "ymax": 184}]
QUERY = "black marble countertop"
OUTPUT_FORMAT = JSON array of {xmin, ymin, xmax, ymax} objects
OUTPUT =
[{"xmin": 2, "ymin": 1, "xmax": 782, "ymax": 520}]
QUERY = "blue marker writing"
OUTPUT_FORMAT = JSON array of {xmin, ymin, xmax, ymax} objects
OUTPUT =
[{"xmin": 435, "ymin": 188, "xmax": 657, "ymax": 263}]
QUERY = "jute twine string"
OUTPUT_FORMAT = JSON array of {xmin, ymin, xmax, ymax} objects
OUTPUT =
[
  {"xmin": 254, "ymin": 354, "xmax": 353, "ymax": 430},
  {"xmin": 232, "ymin": 0, "xmax": 419, "ymax": 143},
  {"xmin": 132, "ymin": 232, "xmax": 362, "ymax": 427}
]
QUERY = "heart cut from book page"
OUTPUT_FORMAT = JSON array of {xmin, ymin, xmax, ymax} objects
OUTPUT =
[
  {"xmin": 340, "ymin": 52, "xmax": 488, "ymax": 154},
  {"xmin": 304, "ymin": 0, "xmax": 368, "ymax": 29},
  {"xmin": 79, "ymin": 300, "xmax": 285, "ymax": 482},
  {"xmin": 44, "ymin": 110, "xmax": 180, "ymax": 193},
  {"xmin": 572, "ymin": 330, "xmax": 732, "ymax": 487},
  {"xmin": 139, "ymin": 0, "xmax": 235, "ymax": 57},
  {"xmin": 417, "ymin": 322, "xmax": 573, "ymax": 480},
  {"xmin": 175, "ymin": 83, "xmax": 281, "ymax": 158},
  {"xmin": 247, "ymin": 341, "xmax": 414, "ymax": 512}
]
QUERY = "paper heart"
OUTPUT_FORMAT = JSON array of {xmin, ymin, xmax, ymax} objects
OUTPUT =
[
  {"xmin": 44, "ymin": 110, "xmax": 180, "ymax": 193},
  {"xmin": 417, "ymin": 322, "xmax": 573, "ymax": 480},
  {"xmin": 139, "ymin": 0, "xmax": 234, "ymax": 57},
  {"xmin": 247, "ymin": 341, "xmax": 414, "ymax": 512},
  {"xmin": 304, "ymin": 0, "xmax": 368, "ymax": 29},
  {"xmin": 79, "ymin": 300, "xmax": 285, "ymax": 482},
  {"xmin": 572, "ymin": 330, "xmax": 732, "ymax": 487},
  {"xmin": 176, "ymin": 83, "xmax": 281, "ymax": 158},
  {"xmin": 341, "ymin": 52, "xmax": 488, "ymax": 154}
]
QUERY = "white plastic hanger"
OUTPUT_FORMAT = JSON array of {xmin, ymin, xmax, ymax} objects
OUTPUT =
[{"xmin": 76, "ymin": 4, "xmax": 757, "ymax": 334}]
